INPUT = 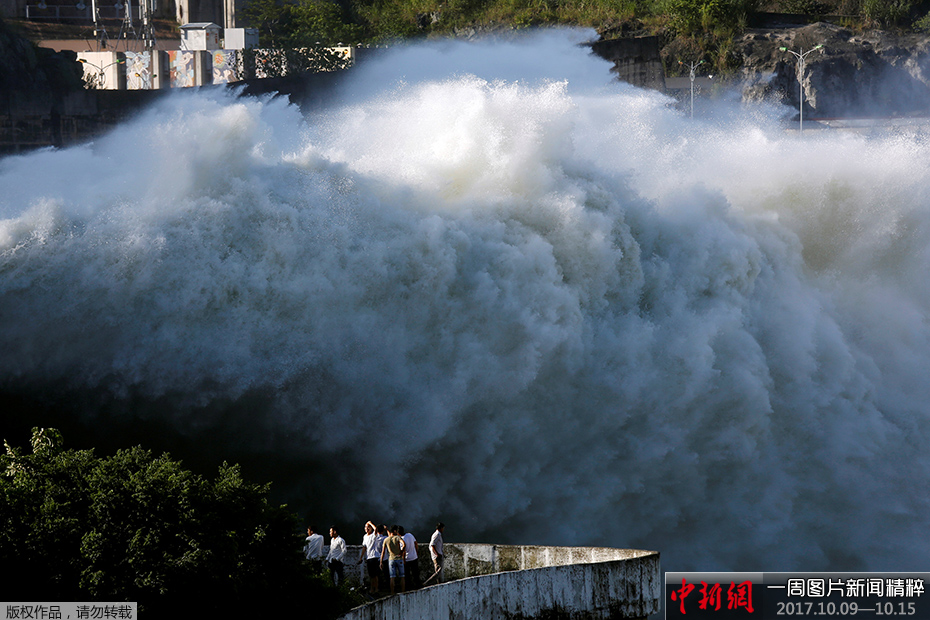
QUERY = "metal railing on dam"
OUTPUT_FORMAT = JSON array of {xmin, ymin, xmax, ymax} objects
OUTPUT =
[{"xmin": 337, "ymin": 544, "xmax": 660, "ymax": 620}]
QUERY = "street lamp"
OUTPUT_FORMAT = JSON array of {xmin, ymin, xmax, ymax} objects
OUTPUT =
[
  {"xmin": 78, "ymin": 57, "xmax": 125, "ymax": 89},
  {"xmin": 779, "ymin": 44, "xmax": 824, "ymax": 133},
  {"xmin": 679, "ymin": 59, "xmax": 704, "ymax": 119}
]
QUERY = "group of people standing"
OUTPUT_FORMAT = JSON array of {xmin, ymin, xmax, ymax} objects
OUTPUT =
[{"xmin": 304, "ymin": 521, "xmax": 446, "ymax": 598}]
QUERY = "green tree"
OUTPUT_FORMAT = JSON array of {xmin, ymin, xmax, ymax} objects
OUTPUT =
[
  {"xmin": 661, "ymin": 0, "xmax": 758, "ymax": 35},
  {"xmin": 861, "ymin": 0, "xmax": 914, "ymax": 25},
  {"xmin": 914, "ymin": 9, "xmax": 930, "ymax": 31},
  {"xmin": 241, "ymin": 0, "xmax": 365, "ymax": 47},
  {"xmin": 0, "ymin": 428, "xmax": 361, "ymax": 618},
  {"xmin": 240, "ymin": 0, "xmax": 296, "ymax": 46},
  {"xmin": 779, "ymin": 0, "xmax": 831, "ymax": 15},
  {"xmin": 290, "ymin": 0, "xmax": 366, "ymax": 44}
]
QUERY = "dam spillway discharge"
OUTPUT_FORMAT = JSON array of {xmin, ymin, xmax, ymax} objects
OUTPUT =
[
  {"xmin": 5, "ymin": 29, "xmax": 930, "ymax": 572},
  {"xmin": 337, "ymin": 544, "xmax": 660, "ymax": 620}
]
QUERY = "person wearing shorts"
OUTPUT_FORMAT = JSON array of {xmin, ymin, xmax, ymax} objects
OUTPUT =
[{"xmin": 380, "ymin": 525, "xmax": 406, "ymax": 594}]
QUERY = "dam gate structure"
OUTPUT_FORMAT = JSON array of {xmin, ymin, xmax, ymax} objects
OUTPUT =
[{"xmin": 335, "ymin": 544, "xmax": 660, "ymax": 620}]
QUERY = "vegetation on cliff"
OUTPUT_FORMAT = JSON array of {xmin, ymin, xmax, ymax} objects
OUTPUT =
[
  {"xmin": 0, "ymin": 428, "xmax": 362, "ymax": 619},
  {"xmin": 240, "ymin": 0, "xmax": 930, "ymax": 74}
]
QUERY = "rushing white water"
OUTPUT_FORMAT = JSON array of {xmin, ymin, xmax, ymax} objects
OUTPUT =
[{"xmin": 2, "ymin": 29, "xmax": 930, "ymax": 571}]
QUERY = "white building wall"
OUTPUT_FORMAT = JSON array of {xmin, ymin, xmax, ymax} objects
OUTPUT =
[{"xmin": 77, "ymin": 51, "xmax": 125, "ymax": 90}]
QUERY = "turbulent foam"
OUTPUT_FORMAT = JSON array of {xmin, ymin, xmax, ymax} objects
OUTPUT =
[{"xmin": 2, "ymin": 30, "xmax": 930, "ymax": 571}]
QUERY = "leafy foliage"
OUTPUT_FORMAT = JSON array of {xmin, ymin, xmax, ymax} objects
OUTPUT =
[
  {"xmin": 779, "ymin": 0, "xmax": 831, "ymax": 15},
  {"xmin": 914, "ymin": 9, "xmax": 930, "ymax": 31},
  {"xmin": 241, "ymin": 0, "xmax": 366, "ymax": 46},
  {"xmin": 860, "ymin": 0, "xmax": 915, "ymax": 26},
  {"xmin": 291, "ymin": 0, "xmax": 367, "ymax": 43},
  {"xmin": 240, "ymin": 0, "xmax": 296, "ymax": 46},
  {"xmin": 0, "ymin": 428, "xmax": 360, "ymax": 619},
  {"xmin": 235, "ymin": 0, "xmax": 930, "ymax": 60},
  {"xmin": 659, "ymin": 0, "xmax": 760, "ymax": 35}
]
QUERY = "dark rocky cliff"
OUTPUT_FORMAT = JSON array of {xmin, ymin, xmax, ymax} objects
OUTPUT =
[
  {"xmin": 735, "ymin": 22, "xmax": 930, "ymax": 117},
  {"xmin": 594, "ymin": 21, "xmax": 930, "ymax": 118},
  {"xmin": 0, "ymin": 18, "xmax": 84, "ymax": 105},
  {"xmin": 591, "ymin": 35, "xmax": 666, "ymax": 91}
]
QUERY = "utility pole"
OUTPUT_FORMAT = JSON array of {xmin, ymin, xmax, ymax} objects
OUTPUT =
[
  {"xmin": 140, "ymin": 0, "xmax": 157, "ymax": 49},
  {"xmin": 779, "ymin": 45, "xmax": 824, "ymax": 133},
  {"xmin": 678, "ymin": 59, "xmax": 704, "ymax": 119},
  {"xmin": 91, "ymin": 0, "xmax": 109, "ymax": 50}
]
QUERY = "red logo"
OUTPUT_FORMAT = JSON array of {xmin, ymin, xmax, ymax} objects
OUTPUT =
[{"xmin": 669, "ymin": 578, "xmax": 754, "ymax": 614}]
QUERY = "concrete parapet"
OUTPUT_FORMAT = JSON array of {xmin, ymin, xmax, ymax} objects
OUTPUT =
[{"xmin": 336, "ymin": 544, "xmax": 660, "ymax": 620}]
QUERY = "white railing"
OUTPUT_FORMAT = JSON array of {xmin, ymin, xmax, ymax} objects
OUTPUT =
[{"xmin": 25, "ymin": 4, "xmax": 135, "ymax": 20}]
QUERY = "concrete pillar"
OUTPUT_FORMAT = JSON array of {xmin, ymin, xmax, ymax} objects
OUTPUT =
[
  {"xmin": 152, "ymin": 50, "xmax": 169, "ymax": 89},
  {"xmin": 195, "ymin": 50, "xmax": 212, "ymax": 86}
]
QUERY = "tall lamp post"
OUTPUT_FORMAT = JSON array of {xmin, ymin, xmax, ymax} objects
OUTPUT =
[
  {"xmin": 78, "ymin": 57, "xmax": 125, "ymax": 89},
  {"xmin": 679, "ymin": 59, "xmax": 704, "ymax": 119},
  {"xmin": 779, "ymin": 44, "xmax": 824, "ymax": 133}
]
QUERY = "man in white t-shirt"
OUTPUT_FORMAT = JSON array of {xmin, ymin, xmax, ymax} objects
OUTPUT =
[
  {"xmin": 428, "ymin": 522, "xmax": 445, "ymax": 584},
  {"xmin": 357, "ymin": 521, "xmax": 382, "ymax": 595},
  {"xmin": 400, "ymin": 526, "xmax": 419, "ymax": 589}
]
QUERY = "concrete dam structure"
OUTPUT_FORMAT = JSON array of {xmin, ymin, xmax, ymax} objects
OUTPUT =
[{"xmin": 336, "ymin": 544, "xmax": 660, "ymax": 620}]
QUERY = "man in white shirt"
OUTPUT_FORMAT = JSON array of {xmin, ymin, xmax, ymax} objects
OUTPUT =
[
  {"xmin": 400, "ymin": 525, "xmax": 419, "ymax": 589},
  {"xmin": 326, "ymin": 526, "xmax": 347, "ymax": 586},
  {"xmin": 304, "ymin": 525, "xmax": 324, "ymax": 571},
  {"xmin": 357, "ymin": 521, "xmax": 382, "ymax": 595},
  {"xmin": 428, "ymin": 522, "xmax": 445, "ymax": 584}
]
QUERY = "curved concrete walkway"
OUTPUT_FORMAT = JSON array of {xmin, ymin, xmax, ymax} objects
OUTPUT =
[{"xmin": 338, "ymin": 544, "xmax": 660, "ymax": 620}]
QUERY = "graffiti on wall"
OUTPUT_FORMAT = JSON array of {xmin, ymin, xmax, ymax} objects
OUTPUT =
[
  {"xmin": 125, "ymin": 52, "xmax": 152, "ymax": 90},
  {"xmin": 167, "ymin": 51, "xmax": 196, "ymax": 88},
  {"xmin": 212, "ymin": 50, "xmax": 241, "ymax": 84}
]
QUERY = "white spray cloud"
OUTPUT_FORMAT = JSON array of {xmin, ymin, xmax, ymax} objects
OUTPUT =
[{"xmin": 2, "ymin": 30, "xmax": 930, "ymax": 571}]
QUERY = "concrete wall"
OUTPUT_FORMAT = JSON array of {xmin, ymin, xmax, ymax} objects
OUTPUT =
[
  {"xmin": 0, "ymin": 54, "xmax": 352, "ymax": 153},
  {"xmin": 0, "ymin": 88, "xmax": 165, "ymax": 154},
  {"xmin": 590, "ymin": 36, "xmax": 666, "ymax": 91},
  {"xmin": 73, "ymin": 47, "xmax": 355, "ymax": 89},
  {"xmin": 337, "ymin": 544, "xmax": 660, "ymax": 620}
]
